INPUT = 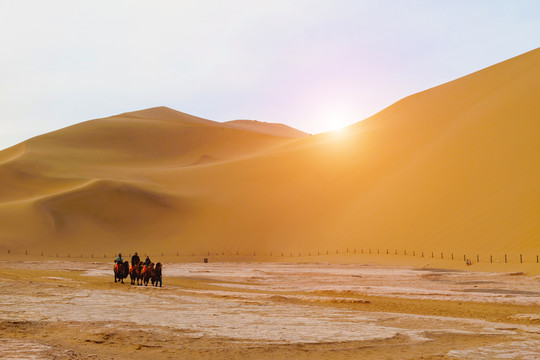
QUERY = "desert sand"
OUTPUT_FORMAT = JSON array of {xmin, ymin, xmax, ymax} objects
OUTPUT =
[
  {"xmin": 1, "ymin": 49, "xmax": 539, "ymax": 263},
  {"xmin": 1, "ymin": 257, "xmax": 539, "ymax": 359}
]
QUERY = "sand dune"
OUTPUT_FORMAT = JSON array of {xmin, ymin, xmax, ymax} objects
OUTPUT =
[
  {"xmin": 225, "ymin": 119, "xmax": 310, "ymax": 138},
  {"xmin": 0, "ymin": 48, "xmax": 538, "ymax": 264}
]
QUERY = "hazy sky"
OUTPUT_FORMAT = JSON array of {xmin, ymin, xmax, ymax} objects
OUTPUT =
[{"xmin": 1, "ymin": 0, "xmax": 539, "ymax": 149}]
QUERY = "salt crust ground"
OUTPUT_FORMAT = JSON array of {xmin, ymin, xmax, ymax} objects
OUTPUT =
[{"xmin": 1, "ymin": 260, "xmax": 539, "ymax": 359}]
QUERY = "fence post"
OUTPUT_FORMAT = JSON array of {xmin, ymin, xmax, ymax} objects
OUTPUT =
[
  {"xmin": 520, "ymin": 254, "xmax": 522, "ymax": 263},
  {"xmin": 386, "ymin": 249, "xmax": 389, "ymax": 255},
  {"xmin": 441, "ymin": 252, "xmax": 443, "ymax": 259},
  {"xmin": 490, "ymin": 255, "xmax": 492, "ymax": 263},
  {"xmin": 404, "ymin": 250, "xmax": 406, "ymax": 256},
  {"xmin": 422, "ymin": 251, "xmax": 424, "ymax": 257},
  {"xmin": 463, "ymin": 254, "xmax": 466, "ymax": 261},
  {"xmin": 505, "ymin": 254, "xmax": 507, "ymax": 263},
  {"xmin": 413, "ymin": 250, "xmax": 415, "ymax": 256},
  {"xmin": 451, "ymin": 253, "xmax": 454, "ymax": 260},
  {"xmin": 25, "ymin": 250, "xmax": 28, "ymax": 255},
  {"xmin": 477, "ymin": 254, "xmax": 479, "ymax": 262}
]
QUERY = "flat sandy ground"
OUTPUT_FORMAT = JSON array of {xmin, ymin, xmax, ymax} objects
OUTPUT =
[{"xmin": 1, "ymin": 258, "xmax": 539, "ymax": 359}]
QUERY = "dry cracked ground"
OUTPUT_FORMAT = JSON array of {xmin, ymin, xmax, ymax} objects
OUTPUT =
[{"xmin": 1, "ymin": 260, "xmax": 539, "ymax": 359}]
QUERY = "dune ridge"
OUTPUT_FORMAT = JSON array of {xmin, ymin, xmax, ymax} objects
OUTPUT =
[{"xmin": 0, "ymin": 48, "xmax": 538, "ymax": 264}]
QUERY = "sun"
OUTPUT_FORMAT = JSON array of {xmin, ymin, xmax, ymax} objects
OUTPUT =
[{"xmin": 326, "ymin": 113, "xmax": 354, "ymax": 133}]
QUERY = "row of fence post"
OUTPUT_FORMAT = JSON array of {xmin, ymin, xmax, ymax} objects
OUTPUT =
[{"xmin": 4, "ymin": 248, "xmax": 540, "ymax": 264}]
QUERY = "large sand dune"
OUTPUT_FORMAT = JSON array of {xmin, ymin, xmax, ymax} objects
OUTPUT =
[{"xmin": 0, "ymin": 48, "xmax": 539, "ymax": 262}]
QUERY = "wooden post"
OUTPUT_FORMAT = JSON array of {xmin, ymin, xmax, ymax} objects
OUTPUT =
[
  {"xmin": 451, "ymin": 253, "xmax": 454, "ymax": 260},
  {"xmin": 477, "ymin": 254, "xmax": 479, "ymax": 262},
  {"xmin": 505, "ymin": 254, "xmax": 507, "ymax": 263},
  {"xmin": 441, "ymin": 252, "xmax": 443, "ymax": 259},
  {"xmin": 404, "ymin": 250, "xmax": 406, "ymax": 256},
  {"xmin": 422, "ymin": 251, "xmax": 424, "ymax": 257},
  {"xmin": 464, "ymin": 254, "xmax": 466, "ymax": 261},
  {"xmin": 520, "ymin": 254, "xmax": 522, "ymax": 263},
  {"xmin": 490, "ymin": 255, "xmax": 492, "ymax": 263}
]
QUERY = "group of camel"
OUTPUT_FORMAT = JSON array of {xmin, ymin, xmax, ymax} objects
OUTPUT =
[{"xmin": 114, "ymin": 261, "xmax": 162, "ymax": 287}]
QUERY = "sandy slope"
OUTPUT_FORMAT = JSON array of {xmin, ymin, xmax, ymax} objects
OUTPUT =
[
  {"xmin": 224, "ymin": 119, "xmax": 310, "ymax": 138},
  {"xmin": 0, "ymin": 48, "xmax": 539, "ymax": 262}
]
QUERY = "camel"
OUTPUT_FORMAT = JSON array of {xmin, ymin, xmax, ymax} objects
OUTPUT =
[
  {"xmin": 151, "ymin": 262, "xmax": 162, "ymax": 287},
  {"xmin": 114, "ymin": 261, "xmax": 129, "ymax": 283}
]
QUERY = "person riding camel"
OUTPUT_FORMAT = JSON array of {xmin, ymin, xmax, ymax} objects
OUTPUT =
[
  {"xmin": 115, "ymin": 253, "xmax": 123, "ymax": 271},
  {"xmin": 143, "ymin": 256, "xmax": 151, "ymax": 275},
  {"xmin": 131, "ymin": 252, "xmax": 140, "ymax": 268}
]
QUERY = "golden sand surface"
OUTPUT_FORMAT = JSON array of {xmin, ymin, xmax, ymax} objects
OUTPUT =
[
  {"xmin": 1, "ymin": 49, "xmax": 539, "ymax": 263},
  {"xmin": 1, "ymin": 259, "xmax": 539, "ymax": 359}
]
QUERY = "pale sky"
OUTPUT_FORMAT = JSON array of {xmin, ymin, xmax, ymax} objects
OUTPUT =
[{"xmin": 1, "ymin": 0, "xmax": 539, "ymax": 150}]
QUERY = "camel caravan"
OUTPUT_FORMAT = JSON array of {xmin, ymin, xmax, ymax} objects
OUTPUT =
[{"xmin": 113, "ymin": 252, "xmax": 162, "ymax": 287}]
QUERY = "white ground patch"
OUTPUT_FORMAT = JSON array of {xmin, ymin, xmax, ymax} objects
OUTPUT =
[
  {"xmin": 0, "ymin": 339, "xmax": 52, "ymax": 360},
  {"xmin": 448, "ymin": 340, "xmax": 540, "ymax": 359}
]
